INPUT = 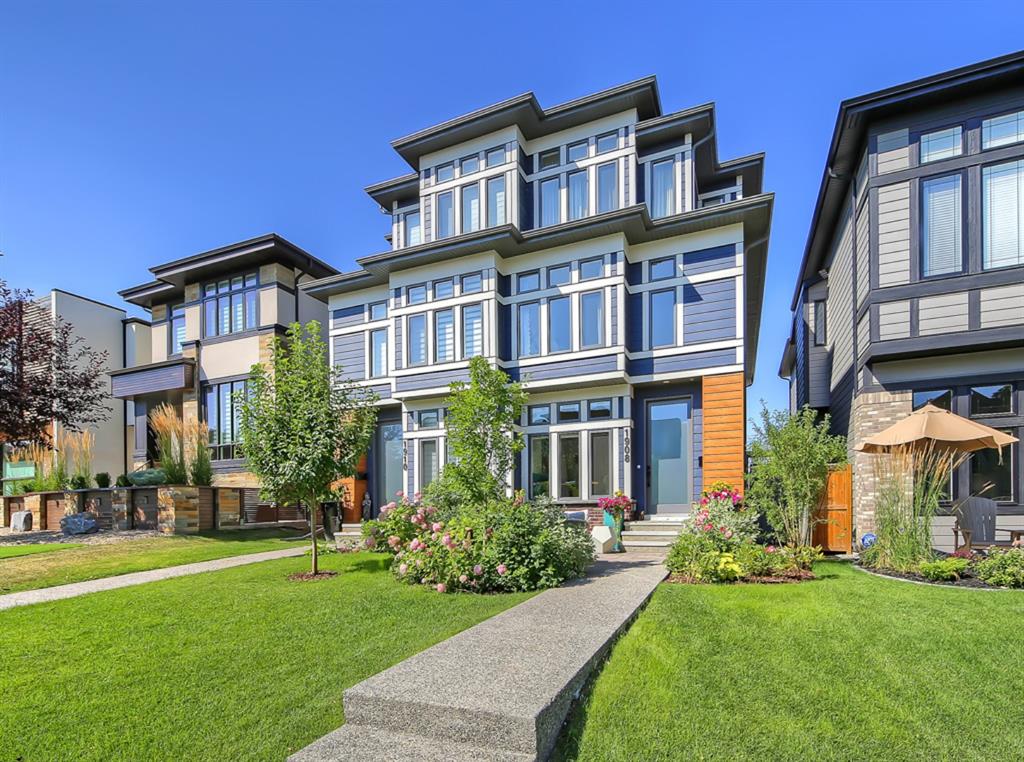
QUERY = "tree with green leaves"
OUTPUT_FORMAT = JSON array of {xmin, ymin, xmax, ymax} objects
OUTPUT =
[
  {"xmin": 238, "ymin": 321, "xmax": 377, "ymax": 574},
  {"xmin": 427, "ymin": 356, "xmax": 527, "ymax": 507},
  {"xmin": 745, "ymin": 404, "xmax": 848, "ymax": 547}
]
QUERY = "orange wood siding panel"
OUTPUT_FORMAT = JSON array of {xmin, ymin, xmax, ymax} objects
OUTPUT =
[{"xmin": 702, "ymin": 372, "xmax": 746, "ymax": 495}]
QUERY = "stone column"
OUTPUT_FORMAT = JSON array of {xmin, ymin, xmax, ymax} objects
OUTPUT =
[
  {"xmin": 24, "ymin": 493, "xmax": 43, "ymax": 530},
  {"xmin": 850, "ymin": 389, "xmax": 912, "ymax": 540},
  {"xmin": 111, "ymin": 488, "xmax": 131, "ymax": 530},
  {"xmin": 157, "ymin": 486, "xmax": 200, "ymax": 534}
]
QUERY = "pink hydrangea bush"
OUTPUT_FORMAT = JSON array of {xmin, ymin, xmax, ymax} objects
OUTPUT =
[{"xmin": 688, "ymin": 482, "xmax": 760, "ymax": 545}]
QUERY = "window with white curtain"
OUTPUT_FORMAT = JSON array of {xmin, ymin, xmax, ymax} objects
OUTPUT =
[
  {"xmin": 921, "ymin": 174, "xmax": 962, "ymax": 277},
  {"xmin": 548, "ymin": 296, "xmax": 571, "ymax": 353},
  {"xmin": 651, "ymin": 159, "xmax": 675, "ymax": 218},
  {"xmin": 487, "ymin": 176, "xmax": 506, "ymax": 227},
  {"xmin": 461, "ymin": 184, "xmax": 480, "ymax": 234},
  {"xmin": 407, "ymin": 314, "xmax": 427, "ymax": 366},
  {"xmin": 597, "ymin": 162, "xmax": 618, "ymax": 213},
  {"xmin": 437, "ymin": 192, "xmax": 454, "ymax": 239},
  {"xmin": 568, "ymin": 170, "xmax": 588, "ymax": 221},
  {"xmin": 462, "ymin": 304, "xmax": 482, "ymax": 358},
  {"xmin": 540, "ymin": 178, "xmax": 560, "ymax": 227},
  {"xmin": 519, "ymin": 302, "xmax": 540, "ymax": 357},
  {"xmin": 403, "ymin": 211, "xmax": 421, "ymax": 246},
  {"xmin": 434, "ymin": 309, "xmax": 454, "ymax": 363},
  {"xmin": 580, "ymin": 290, "xmax": 604, "ymax": 348},
  {"xmin": 983, "ymin": 160, "xmax": 1024, "ymax": 270}
]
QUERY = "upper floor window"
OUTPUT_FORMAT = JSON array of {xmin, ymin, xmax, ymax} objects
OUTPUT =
[
  {"xmin": 419, "ymin": 409, "xmax": 441, "ymax": 428},
  {"xmin": 568, "ymin": 170, "xmax": 588, "ymax": 221},
  {"xmin": 370, "ymin": 328, "xmax": 388, "ymax": 378},
  {"xmin": 461, "ymin": 272, "xmax": 482, "ymax": 294},
  {"xmin": 579, "ymin": 256, "xmax": 603, "ymax": 281},
  {"xmin": 597, "ymin": 162, "xmax": 618, "ymax": 214},
  {"xmin": 588, "ymin": 398, "xmax": 612, "ymax": 419},
  {"xmin": 518, "ymin": 271, "xmax": 540, "ymax": 293},
  {"xmin": 557, "ymin": 402, "xmax": 581, "ymax": 423},
  {"xmin": 547, "ymin": 264, "xmax": 571, "ymax": 287},
  {"xmin": 921, "ymin": 174, "xmax": 962, "ymax": 277},
  {"xmin": 433, "ymin": 279, "xmax": 454, "ymax": 300},
  {"xmin": 650, "ymin": 289, "xmax": 675, "ymax": 348},
  {"xmin": 437, "ymin": 191, "xmax": 454, "ymax": 239},
  {"xmin": 486, "ymin": 146, "xmax": 506, "ymax": 167},
  {"xmin": 487, "ymin": 176, "xmax": 506, "ymax": 227},
  {"xmin": 813, "ymin": 300, "xmax": 827, "ymax": 346},
  {"xmin": 982, "ymin": 110, "xmax": 1024, "ymax": 150},
  {"xmin": 651, "ymin": 159, "xmax": 676, "ymax": 218},
  {"xmin": 369, "ymin": 302, "xmax": 388, "ymax": 321},
  {"xmin": 435, "ymin": 309, "xmax": 455, "ymax": 363},
  {"xmin": 407, "ymin": 314, "xmax": 427, "ymax": 366},
  {"xmin": 518, "ymin": 302, "xmax": 540, "ymax": 357},
  {"xmin": 436, "ymin": 163, "xmax": 454, "ymax": 183},
  {"xmin": 170, "ymin": 304, "xmax": 186, "ymax": 355},
  {"xmin": 596, "ymin": 132, "xmax": 618, "ymax": 154},
  {"xmin": 461, "ymin": 184, "xmax": 481, "ymax": 234},
  {"xmin": 462, "ymin": 303, "xmax": 483, "ymax": 358},
  {"xmin": 982, "ymin": 160, "xmax": 1024, "ymax": 270},
  {"xmin": 970, "ymin": 384, "xmax": 1013, "ymax": 416},
  {"xmin": 540, "ymin": 177, "xmax": 560, "ymax": 226},
  {"xmin": 407, "ymin": 284, "xmax": 427, "ymax": 305},
  {"xmin": 548, "ymin": 296, "xmax": 571, "ymax": 353},
  {"xmin": 528, "ymin": 404, "xmax": 551, "ymax": 425},
  {"xmin": 919, "ymin": 126, "xmax": 962, "ymax": 163},
  {"xmin": 203, "ymin": 272, "xmax": 258, "ymax": 339},
  {"xmin": 580, "ymin": 291, "xmax": 604, "ymax": 348},
  {"xmin": 403, "ymin": 211, "xmax": 421, "ymax": 247},
  {"xmin": 649, "ymin": 257, "xmax": 675, "ymax": 281},
  {"xmin": 538, "ymin": 148, "xmax": 560, "ymax": 171},
  {"xmin": 567, "ymin": 141, "xmax": 588, "ymax": 163},
  {"xmin": 460, "ymin": 155, "xmax": 479, "ymax": 176}
]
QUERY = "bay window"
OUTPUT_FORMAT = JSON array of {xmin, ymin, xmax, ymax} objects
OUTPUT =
[
  {"xmin": 203, "ymin": 272, "xmax": 258, "ymax": 338},
  {"xmin": 982, "ymin": 160, "xmax": 1024, "ymax": 270},
  {"xmin": 487, "ymin": 175, "xmax": 506, "ymax": 227},
  {"xmin": 461, "ymin": 184, "xmax": 480, "ymax": 234},
  {"xmin": 548, "ymin": 296, "xmax": 571, "ymax": 353},
  {"xmin": 651, "ymin": 159, "xmax": 676, "ymax": 218},
  {"xmin": 921, "ymin": 174, "xmax": 962, "ymax": 277},
  {"xmin": 597, "ymin": 161, "xmax": 618, "ymax": 213},
  {"xmin": 518, "ymin": 302, "xmax": 540, "ymax": 357},
  {"xmin": 540, "ymin": 177, "xmax": 560, "ymax": 227},
  {"xmin": 462, "ymin": 304, "xmax": 482, "ymax": 358},
  {"xmin": 580, "ymin": 290, "xmax": 604, "ymax": 348}
]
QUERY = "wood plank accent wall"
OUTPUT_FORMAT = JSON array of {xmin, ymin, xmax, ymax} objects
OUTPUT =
[{"xmin": 701, "ymin": 372, "xmax": 746, "ymax": 495}]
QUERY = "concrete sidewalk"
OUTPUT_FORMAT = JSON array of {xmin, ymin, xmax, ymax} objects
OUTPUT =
[
  {"xmin": 290, "ymin": 555, "xmax": 667, "ymax": 761},
  {"xmin": 0, "ymin": 546, "xmax": 306, "ymax": 611}
]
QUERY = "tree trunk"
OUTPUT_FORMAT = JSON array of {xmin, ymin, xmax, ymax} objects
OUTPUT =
[{"xmin": 309, "ymin": 496, "xmax": 319, "ymax": 575}]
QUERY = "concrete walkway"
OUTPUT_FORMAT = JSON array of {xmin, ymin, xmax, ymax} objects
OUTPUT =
[
  {"xmin": 290, "ymin": 555, "xmax": 667, "ymax": 762},
  {"xmin": 0, "ymin": 546, "xmax": 306, "ymax": 611}
]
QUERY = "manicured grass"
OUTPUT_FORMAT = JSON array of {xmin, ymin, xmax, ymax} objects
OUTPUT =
[
  {"xmin": 0, "ymin": 529, "xmax": 304, "ymax": 594},
  {"xmin": 0, "ymin": 551, "xmax": 531, "ymax": 760},
  {"xmin": 558, "ymin": 561, "xmax": 1024, "ymax": 761},
  {"xmin": 0, "ymin": 543, "xmax": 83, "ymax": 560}
]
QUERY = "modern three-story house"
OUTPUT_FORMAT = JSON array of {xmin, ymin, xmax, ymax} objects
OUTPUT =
[
  {"xmin": 780, "ymin": 52, "xmax": 1024, "ymax": 547},
  {"xmin": 304, "ymin": 78, "xmax": 773, "ymax": 520}
]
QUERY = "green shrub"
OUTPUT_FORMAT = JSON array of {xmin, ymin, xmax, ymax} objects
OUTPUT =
[
  {"xmin": 919, "ymin": 556, "xmax": 970, "ymax": 582},
  {"xmin": 94, "ymin": 472, "xmax": 111, "ymax": 489},
  {"xmin": 778, "ymin": 544, "xmax": 824, "ymax": 571},
  {"xmin": 735, "ymin": 543, "xmax": 786, "ymax": 577},
  {"xmin": 127, "ymin": 469, "xmax": 167, "ymax": 486},
  {"xmin": 666, "ymin": 532, "xmax": 739, "ymax": 582},
  {"xmin": 975, "ymin": 548, "xmax": 1024, "ymax": 588},
  {"xmin": 115, "ymin": 474, "xmax": 131, "ymax": 488},
  {"xmin": 69, "ymin": 475, "xmax": 89, "ymax": 490}
]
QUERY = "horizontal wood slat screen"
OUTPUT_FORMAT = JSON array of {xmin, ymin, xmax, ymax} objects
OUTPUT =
[{"xmin": 702, "ymin": 371, "xmax": 746, "ymax": 495}]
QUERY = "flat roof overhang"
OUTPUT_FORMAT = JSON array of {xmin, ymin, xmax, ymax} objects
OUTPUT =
[{"xmin": 110, "ymin": 358, "xmax": 195, "ymax": 399}]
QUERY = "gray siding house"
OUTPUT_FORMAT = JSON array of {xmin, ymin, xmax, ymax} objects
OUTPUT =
[
  {"xmin": 304, "ymin": 77, "xmax": 773, "ymax": 520},
  {"xmin": 780, "ymin": 51, "xmax": 1024, "ymax": 548}
]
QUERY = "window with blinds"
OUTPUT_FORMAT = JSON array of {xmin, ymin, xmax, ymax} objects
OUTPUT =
[
  {"xmin": 462, "ymin": 304, "xmax": 482, "ymax": 358},
  {"xmin": 434, "ymin": 309, "xmax": 454, "ymax": 363},
  {"xmin": 921, "ymin": 174, "xmax": 962, "ymax": 277},
  {"xmin": 982, "ymin": 110, "xmax": 1024, "ymax": 150},
  {"xmin": 983, "ymin": 160, "xmax": 1024, "ymax": 270}
]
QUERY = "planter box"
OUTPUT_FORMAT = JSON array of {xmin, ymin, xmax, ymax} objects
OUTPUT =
[{"xmin": 156, "ymin": 486, "xmax": 215, "ymax": 534}]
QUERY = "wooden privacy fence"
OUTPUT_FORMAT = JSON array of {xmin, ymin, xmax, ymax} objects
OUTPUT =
[{"xmin": 813, "ymin": 464, "xmax": 852, "ymax": 553}]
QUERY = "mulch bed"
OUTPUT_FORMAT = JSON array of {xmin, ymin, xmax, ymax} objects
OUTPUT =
[
  {"xmin": 854, "ymin": 562, "xmax": 998, "ymax": 589},
  {"xmin": 287, "ymin": 571, "xmax": 339, "ymax": 582},
  {"xmin": 666, "ymin": 570, "xmax": 815, "ymax": 585}
]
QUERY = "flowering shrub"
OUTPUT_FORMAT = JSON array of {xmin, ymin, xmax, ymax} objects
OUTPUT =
[
  {"xmin": 686, "ymin": 483, "xmax": 760, "ymax": 545},
  {"xmin": 665, "ymin": 532, "xmax": 731, "ymax": 582},
  {"xmin": 597, "ymin": 492, "xmax": 633, "ymax": 517},
  {"xmin": 362, "ymin": 494, "xmax": 594, "ymax": 593}
]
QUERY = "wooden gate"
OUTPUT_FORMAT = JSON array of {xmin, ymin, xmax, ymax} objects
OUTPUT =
[{"xmin": 813, "ymin": 464, "xmax": 852, "ymax": 553}]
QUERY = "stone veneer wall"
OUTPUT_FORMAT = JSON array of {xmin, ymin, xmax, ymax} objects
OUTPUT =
[
  {"xmin": 157, "ymin": 486, "xmax": 202, "ymax": 534},
  {"xmin": 216, "ymin": 488, "xmax": 242, "ymax": 528},
  {"xmin": 849, "ymin": 389, "xmax": 912, "ymax": 540}
]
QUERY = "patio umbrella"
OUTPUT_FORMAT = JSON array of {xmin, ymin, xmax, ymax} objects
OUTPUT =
[{"xmin": 854, "ymin": 404, "xmax": 1019, "ymax": 454}]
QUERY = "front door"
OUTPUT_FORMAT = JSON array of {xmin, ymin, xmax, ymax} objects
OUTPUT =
[
  {"xmin": 375, "ymin": 422, "xmax": 403, "ymax": 513},
  {"xmin": 646, "ymin": 398, "xmax": 692, "ymax": 514}
]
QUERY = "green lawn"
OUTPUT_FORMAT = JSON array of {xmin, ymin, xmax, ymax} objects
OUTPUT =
[
  {"xmin": 0, "ymin": 542, "xmax": 84, "ymax": 560},
  {"xmin": 0, "ymin": 529, "xmax": 304, "ymax": 594},
  {"xmin": 559, "ymin": 561, "xmax": 1024, "ymax": 761},
  {"xmin": 0, "ymin": 551, "xmax": 531, "ymax": 760}
]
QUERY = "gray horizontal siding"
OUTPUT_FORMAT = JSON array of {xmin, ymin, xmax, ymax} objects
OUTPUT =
[
  {"xmin": 628, "ymin": 347, "xmax": 735, "ymax": 376},
  {"xmin": 394, "ymin": 317, "xmax": 403, "ymax": 370},
  {"xmin": 682, "ymin": 278, "xmax": 736, "ymax": 344},
  {"xmin": 332, "ymin": 305, "xmax": 363, "ymax": 328},
  {"xmin": 876, "ymin": 182, "xmax": 911, "ymax": 287},
  {"xmin": 367, "ymin": 382, "xmax": 391, "ymax": 400},
  {"xmin": 395, "ymin": 367, "xmax": 471, "ymax": 392},
  {"xmin": 333, "ymin": 334, "xmax": 365, "ymax": 381},
  {"xmin": 610, "ymin": 288, "xmax": 618, "ymax": 345},
  {"xmin": 509, "ymin": 355, "xmax": 618, "ymax": 383},
  {"xmin": 682, "ymin": 244, "xmax": 736, "ymax": 276},
  {"xmin": 877, "ymin": 300, "xmax": 911, "ymax": 340},
  {"xmin": 876, "ymin": 128, "xmax": 911, "ymax": 174},
  {"xmin": 980, "ymin": 283, "xmax": 1024, "ymax": 328},
  {"xmin": 918, "ymin": 291, "xmax": 968, "ymax": 335},
  {"xmin": 111, "ymin": 363, "xmax": 191, "ymax": 398}
]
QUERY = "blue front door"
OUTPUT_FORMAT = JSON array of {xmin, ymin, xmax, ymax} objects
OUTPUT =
[{"xmin": 646, "ymin": 398, "xmax": 691, "ymax": 513}]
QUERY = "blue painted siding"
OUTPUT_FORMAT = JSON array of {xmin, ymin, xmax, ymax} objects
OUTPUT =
[
  {"xmin": 626, "ymin": 292, "xmax": 643, "ymax": 351},
  {"xmin": 333, "ymin": 334, "xmax": 365, "ymax": 381},
  {"xmin": 507, "ymin": 354, "xmax": 617, "ymax": 383},
  {"xmin": 683, "ymin": 278, "xmax": 736, "ymax": 344},
  {"xmin": 367, "ymin": 383, "xmax": 392, "ymax": 401},
  {"xmin": 682, "ymin": 244, "xmax": 736, "ymax": 276},
  {"xmin": 395, "ymin": 367, "xmax": 471, "ymax": 393},
  {"xmin": 332, "ymin": 305, "xmax": 363, "ymax": 328},
  {"xmin": 628, "ymin": 347, "xmax": 735, "ymax": 376}
]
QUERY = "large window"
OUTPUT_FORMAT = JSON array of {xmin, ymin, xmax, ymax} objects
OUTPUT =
[
  {"xmin": 919, "ymin": 126, "xmax": 962, "ymax": 163},
  {"xmin": 650, "ymin": 289, "xmax": 675, "ymax": 348},
  {"xmin": 540, "ymin": 178, "xmax": 560, "ymax": 227},
  {"xmin": 407, "ymin": 314, "xmax": 427, "ymax": 366},
  {"xmin": 420, "ymin": 439, "xmax": 440, "ymax": 490},
  {"xmin": 568, "ymin": 170, "xmax": 588, "ymax": 221},
  {"xmin": 921, "ymin": 174, "xmax": 962, "ymax": 277},
  {"xmin": 982, "ymin": 160, "xmax": 1024, "ymax": 270},
  {"xmin": 487, "ymin": 176, "xmax": 506, "ymax": 227},
  {"xmin": 982, "ymin": 110, "xmax": 1024, "ymax": 149},
  {"xmin": 461, "ymin": 184, "xmax": 480, "ymax": 234},
  {"xmin": 203, "ymin": 380, "xmax": 247, "ymax": 460},
  {"xmin": 462, "ymin": 304, "xmax": 482, "ymax": 358},
  {"xmin": 970, "ymin": 431, "xmax": 1014, "ymax": 502},
  {"xmin": 434, "ymin": 309, "xmax": 454, "ymax": 363},
  {"xmin": 597, "ymin": 161, "xmax": 618, "ymax": 213},
  {"xmin": 518, "ymin": 302, "xmax": 540, "ymax": 357},
  {"xmin": 580, "ymin": 291, "xmax": 604, "ymax": 348},
  {"xmin": 651, "ymin": 159, "xmax": 676, "ymax": 218},
  {"xmin": 437, "ymin": 191, "xmax": 454, "ymax": 239},
  {"xmin": 403, "ymin": 211, "xmax": 421, "ymax": 247},
  {"xmin": 169, "ymin": 304, "xmax": 186, "ymax": 355},
  {"xmin": 529, "ymin": 434, "xmax": 550, "ymax": 498},
  {"xmin": 203, "ymin": 272, "xmax": 258, "ymax": 339},
  {"xmin": 370, "ymin": 328, "xmax": 388, "ymax": 378},
  {"xmin": 970, "ymin": 384, "xmax": 1014, "ymax": 416},
  {"xmin": 590, "ymin": 431, "xmax": 611, "ymax": 497},
  {"xmin": 548, "ymin": 296, "xmax": 571, "ymax": 353},
  {"xmin": 558, "ymin": 433, "xmax": 580, "ymax": 499}
]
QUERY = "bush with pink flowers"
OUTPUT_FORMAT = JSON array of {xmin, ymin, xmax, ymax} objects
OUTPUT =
[
  {"xmin": 691, "ymin": 483, "xmax": 760, "ymax": 544},
  {"xmin": 362, "ymin": 494, "xmax": 594, "ymax": 593}
]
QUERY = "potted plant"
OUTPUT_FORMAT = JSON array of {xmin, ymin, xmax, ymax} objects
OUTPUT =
[{"xmin": 598, "ymin": 492, "xmax": 633, "ymax": 552}]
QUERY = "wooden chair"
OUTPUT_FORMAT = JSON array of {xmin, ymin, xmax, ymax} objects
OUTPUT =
[{"xmin": 953, "ymin": 497, "xmax": 1023, "ymax": 552}]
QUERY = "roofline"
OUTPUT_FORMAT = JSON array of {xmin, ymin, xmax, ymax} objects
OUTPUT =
[
  {"xmin": 790, "ymin": 49, "xmax": 1024, "ymax": 310},
  {"xmin": 149, "ymin": 233, "xmax": 336, "ymax": 279},
  {"xmin": 50, "ymin": 288, "xmax": 127, "ymax": 315}
]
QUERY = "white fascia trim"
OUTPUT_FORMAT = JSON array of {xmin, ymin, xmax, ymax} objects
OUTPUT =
[{"xmin": 626, "ymin": 363, "xmax": 744, "ymax": 385}]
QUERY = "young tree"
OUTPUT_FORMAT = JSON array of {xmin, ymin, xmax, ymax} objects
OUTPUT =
[
  {"xmin": 238, "ymin": 321, "xmax": 377, "ymax": 574},
  {"xmin": 0, "ymin": 278, "xmax": 109, "ymax": 445},
  {"xmin": 746, "ymin": 404, "xmax": 848, "ymax": 547},
  {"xmin": 431, "ymin": 356, "xmax": 527, "ymax": 505}
]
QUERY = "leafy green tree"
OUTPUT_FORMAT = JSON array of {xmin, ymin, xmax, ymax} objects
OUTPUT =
[
  {"xmin": 238, "ymin": 321, "xmax": 377, "ymax": 574},
  {"xmin": 746, "ymin": 404, "xmax": 847, "ymax": 547},
  {"xmin": 426, "ymin": 356, "xmax": 527, "ymax": 507}
]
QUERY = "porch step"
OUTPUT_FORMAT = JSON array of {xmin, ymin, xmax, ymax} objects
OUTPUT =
[{"xmin": 622, "ymin": 539, "xmax": 674, "ymax": 548}]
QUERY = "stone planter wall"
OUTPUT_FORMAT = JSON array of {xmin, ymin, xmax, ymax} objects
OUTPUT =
[{"xmin": 111, "ymin": 489, "xmax": 131, "ymax": 530}]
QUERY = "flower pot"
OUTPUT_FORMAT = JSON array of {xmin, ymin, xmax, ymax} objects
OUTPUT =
[{"xmin": 602, "ymin": 509, "xmax": 625, "ymax": 552}]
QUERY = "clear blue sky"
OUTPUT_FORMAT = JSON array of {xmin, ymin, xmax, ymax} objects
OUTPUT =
[{"xmin": 2, "ymin": 0, "xmax": 1020, "ymax": 423}]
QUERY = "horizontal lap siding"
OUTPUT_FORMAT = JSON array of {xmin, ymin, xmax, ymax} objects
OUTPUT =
[
  {"xmin": 333, "ymin": 334, "xmax": 365, "ymax": 381},
  {"xmin": 876, "ymin": 182, "xmax": 911, "ymax": 287},
  {"xmin": 111, "ymin": 364, "xmax": 189, "ymax": 398},
  {"xmin": 513, "ymin": 355, "xmax": 618, "ymax": 382},
  {"xmin": 856, "ymin": 205, "xmax": 870, "ymax": 307},
  {"xmin": 701, "ymin": 372, "xmax": 745, "ymax": 495},
  {"xmin": 332, "ymin": 305, "xmax": 364, "ymax": 328},
  {"xmin": 682, "ymin": 278, "xmax": 736, "ymax": 344},
  {"xmin": 918, "ymin": 291, "xmax": 968, "ymax": 335},
  {"xmin": 877, "ymin": 300, "xmax": 911, "ymax": 340},
  {"xmin": 610, "ymin": 289, "xmax": 618, "ymax": 345},
  {"xmin": 682, "ymin": 244, "xmax": 736, "ymax": 276},
  {"xmin": 876, "ymin": 128, "xmax": 911, "ymax": 174},
  {"xmin": 628, "ymin": 347, "xmax": 735, "ymax": 376},
  {"xmin": 395, "ymin": 368, "xmax": 471, "ymax": 392},
  {"xmin": 980, "ymin": 283, "xmax": 1024, "ymax": 328}
]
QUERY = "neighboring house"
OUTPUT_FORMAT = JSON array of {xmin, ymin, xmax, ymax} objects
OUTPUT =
[
  {"xmin": 779, "ymin": 51, "xmax": 1024, "ymax": 548},
  {"xmin": 303, "ymin": 77, "xmax": 773, "ymax": 519},
  {"xmin": 111, "ymin": 234, "xmax": 337, "ymax": 488},
  {"xmin": 0, "ymin": 290, "xmax": 125, "ymax": 495}
]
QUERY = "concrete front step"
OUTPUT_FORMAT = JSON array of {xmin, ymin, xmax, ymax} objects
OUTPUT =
[
  {"xmin": 622, "ymin": 530, "xmax": 680, "ymax": 538},
  {"xmin": 290, "ymin": 724, "xmax": 532, "ymax": 762},
  {"xmin": 622, "ymin": 540, "xmax": 673, "ymax": 548}
]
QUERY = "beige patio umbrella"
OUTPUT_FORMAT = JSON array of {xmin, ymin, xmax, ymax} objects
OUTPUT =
[{"xmin": 854, "ymin": 404, "xmax": 1018, "ymax": 454}]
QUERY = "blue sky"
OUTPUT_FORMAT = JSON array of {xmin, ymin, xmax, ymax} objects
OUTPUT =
[{"xmin": 1, "ymin": 0, "xmax": 1020, "ymax": 421}]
